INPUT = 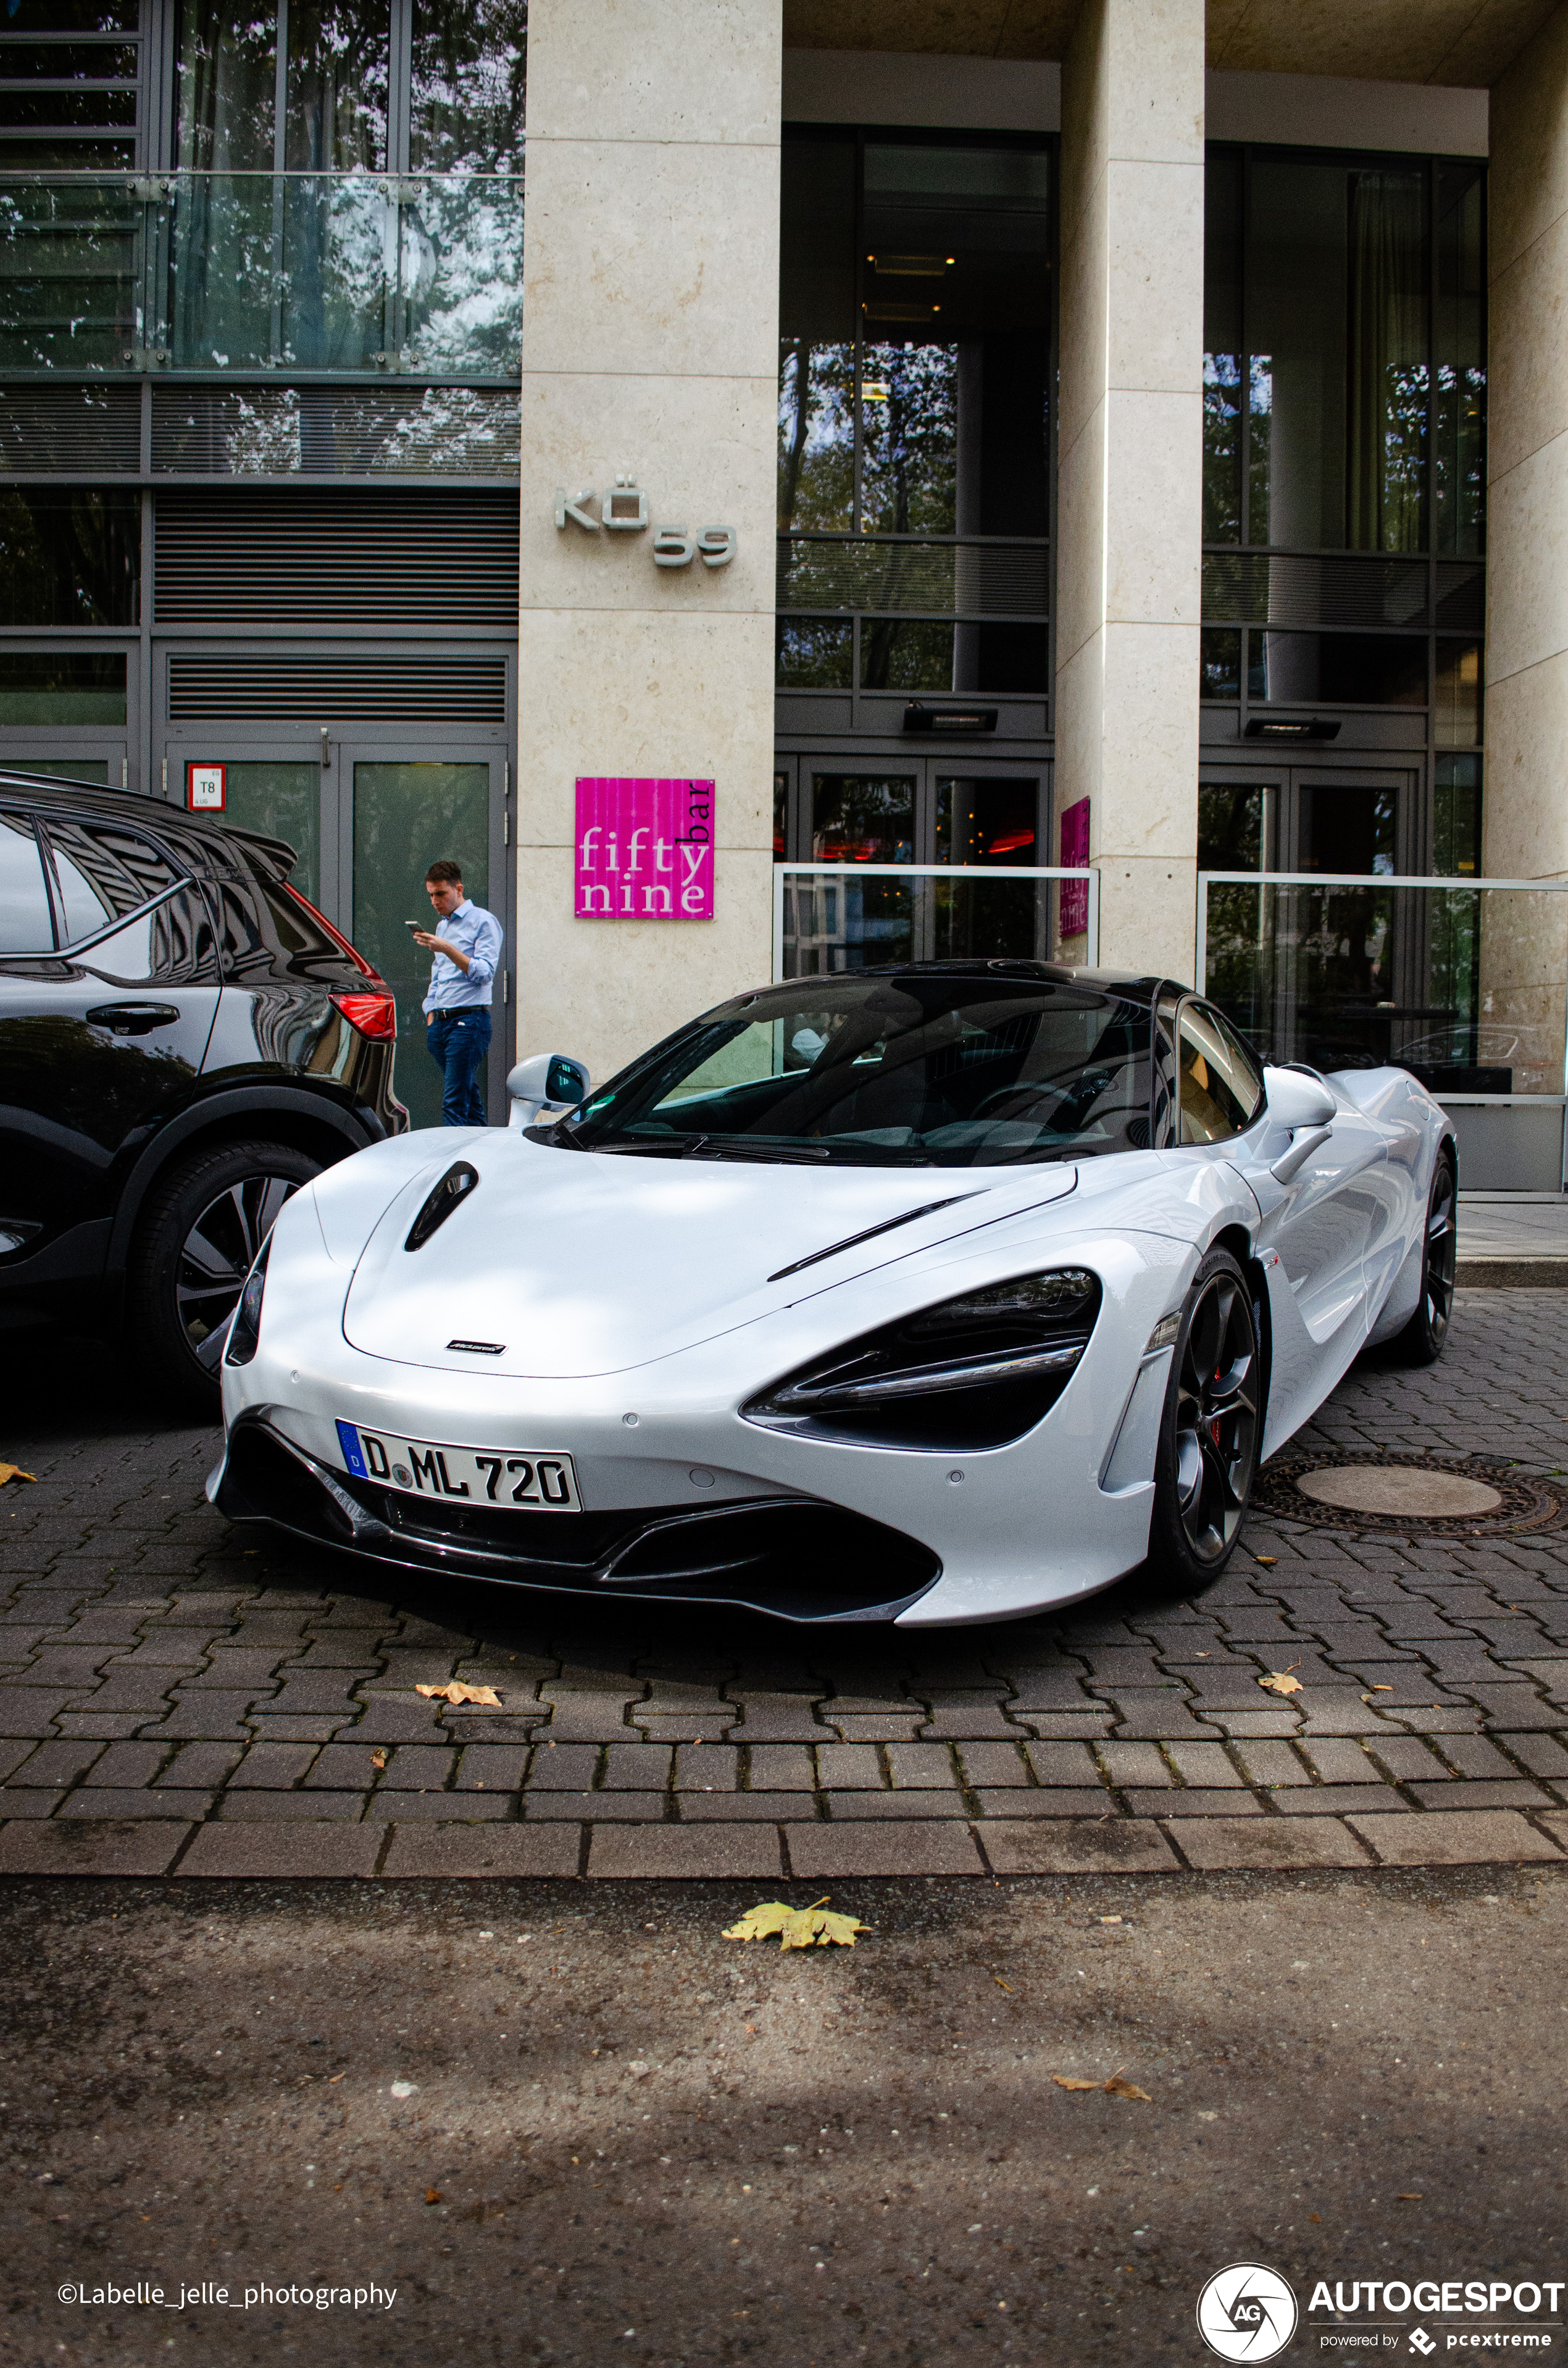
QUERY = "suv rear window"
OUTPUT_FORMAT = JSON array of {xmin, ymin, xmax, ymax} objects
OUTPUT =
[
  {"xmin": 0, "ymin": 812, "xmax": 54, "ymax": 953},
  {"xmin": 215, "ymin": 857, "xmax": 362, "ymax": 983},
  {"xmin": 41, "ymin": 817, "xmax": 185, "ymax": 943}
]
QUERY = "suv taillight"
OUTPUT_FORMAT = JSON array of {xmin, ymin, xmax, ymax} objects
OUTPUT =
[{"xmin": 331, "ymin": 989, "xmax": 397, "ymax": 1040}]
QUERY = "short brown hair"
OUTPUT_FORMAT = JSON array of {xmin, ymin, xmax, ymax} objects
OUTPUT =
[{"xmin": 425, "ymin": 858, "xmax": 464, "ymax": 887}]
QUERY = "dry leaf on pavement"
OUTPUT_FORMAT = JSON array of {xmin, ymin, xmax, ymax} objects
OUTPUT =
[
  {"xmin": 370, "ymin": 1750, "xmax": 387, "ymax": 1770},
  {"xmin": 415, "ymin": 1683, "xmax": 503, "ymax": 1707},
  {"xmin": 724, "ymin": 1897, "xmax": 867, "ymax": 1950},
  {"xmin": 0, "ymin": 1463, "xmax": 36, "ymax": 1487},
  {"xmin": 1259, "ymin": 1663, "xmax": 1303, "ymax": 1697},
  {"xmin": 424, "ymin": 2188, "xmax": 441, "ymax": 2205},
  {"xmin": 1054, "ymin": 2072, "xmax": 1151, "ymax": 2101}
]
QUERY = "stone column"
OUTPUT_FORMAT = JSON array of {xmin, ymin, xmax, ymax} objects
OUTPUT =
[
  {"xmin": 1482, "ymin": 3, "xmax": 1568, "ymax": 1142},
  {"xmin": 515, "ymin": 0, "xmax": 780, "ymax": 1086},
  {"xmin": 1054, "ymin": 0, "xmax": 1204, "ymax": 982}
]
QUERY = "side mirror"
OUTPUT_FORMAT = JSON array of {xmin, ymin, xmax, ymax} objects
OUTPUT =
[
  {"xmin": 1262, "ymin": 1065, "xmax": 1336, "ymax": 1182},
  {"xmin": 507, "ymin": 1052, "xmax": 592, "ymax": 1131},
  {"xmin": 1262, "ymin": 1065, "xmax": 1337, "ymax": 1131}
]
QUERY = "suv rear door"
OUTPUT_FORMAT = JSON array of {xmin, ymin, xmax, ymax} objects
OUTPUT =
[{"xmin": 0, "ymin": 805, "xmax": 222, "ymax": 1292}]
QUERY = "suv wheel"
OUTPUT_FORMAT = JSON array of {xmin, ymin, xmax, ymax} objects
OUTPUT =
[{"xmin": 130, "ymin": 1140, "xmax": 321, "ymax": 1407}]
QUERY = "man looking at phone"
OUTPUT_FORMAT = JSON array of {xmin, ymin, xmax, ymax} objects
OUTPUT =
[{"xmin": 412, "ymin": 859, "xmax": 504, "ymax": 1128}]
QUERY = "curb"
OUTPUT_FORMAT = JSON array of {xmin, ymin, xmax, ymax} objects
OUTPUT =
[
  {"xmin": 0, "ymin": 1809, "xmax": 1562, "ymax": 1880},
  {"xmin": 1456, "ymin": 1257, "xmax": 1568, "ymax": 1287}
]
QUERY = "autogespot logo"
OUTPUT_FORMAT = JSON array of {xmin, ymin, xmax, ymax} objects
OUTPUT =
[{"xmin": 1197, "ymin": 2264, "xmax": 1300, "ymax": 2362}]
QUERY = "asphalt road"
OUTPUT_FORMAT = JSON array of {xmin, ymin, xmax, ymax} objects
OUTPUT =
[{"xmin": 3, "ymin": 1862, "xmax": 1562, "ymax": 2366}]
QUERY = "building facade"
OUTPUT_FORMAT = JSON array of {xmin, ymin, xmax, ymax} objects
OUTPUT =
[{"xmin": 5, "ymin": 0, "xmax": 1567, "ymax": 1172}]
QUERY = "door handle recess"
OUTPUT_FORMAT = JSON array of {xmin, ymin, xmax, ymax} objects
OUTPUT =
[
  {"xmin": 1270, "ymin": 1123, "xmax": 1334, "ymax": 1184},
  {"xmin": 86, "ymin": 1002, "xmax": 181, "ymax": 1037}
]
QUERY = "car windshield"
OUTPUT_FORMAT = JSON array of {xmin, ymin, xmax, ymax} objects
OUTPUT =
[{"xmin": 562, "ymin": 971, "xmax": 1156, "ymax": 1168}]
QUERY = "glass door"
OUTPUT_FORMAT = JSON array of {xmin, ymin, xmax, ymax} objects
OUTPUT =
[{"xmin": 343, "ymin": 752, "xmax": 506, "ymax": 1132}]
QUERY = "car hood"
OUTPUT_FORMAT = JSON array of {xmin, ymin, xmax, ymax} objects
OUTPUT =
[{"xmin": 339, "ymin": 1137, "xmax": 1078, "ymax": 1378}]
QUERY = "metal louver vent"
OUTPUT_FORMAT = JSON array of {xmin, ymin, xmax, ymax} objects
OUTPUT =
[
  {"xmin": 777, "ymin": 535, "xmax": 1050, "ymax": 620},
  {"xmin": 0, "ymin": 383, "xmax": 141, "ymax": 474},
  {"xmin": 151, "ymin": 386, "xmax": 521, "ymax": 478},
  {"xmin": 153, "ymin": 490, "xmax": 519, "ymax": 627},
  {"xmin": 168, "ymin": 653, "xmax": 506, "ymax": 722}
]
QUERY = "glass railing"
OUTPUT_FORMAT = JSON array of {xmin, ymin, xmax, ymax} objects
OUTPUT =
[
  {"xmin": 774, "ymin": 863, "xmax": 1098, "ymax": 979},
  {"xmin": 0, "ymin": 172, "xmax": 523, "ymax": 377},
  {"xmin": 1199, "ymin": 871, "xmax": 1568, "ymax": 1190}
]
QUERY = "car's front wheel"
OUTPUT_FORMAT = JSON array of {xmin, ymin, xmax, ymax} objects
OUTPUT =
[
  {"xmin": 129, "ymin": 1140, "xmax": 321, "ymax": 1408},
  {"xmin": 1146, "ymin": 1245, "xmax": 1262, "ymax": 1593},
  {"xmin": 1390, "ymin": 1147, "xmax": 1457, "ymax": 1367}
]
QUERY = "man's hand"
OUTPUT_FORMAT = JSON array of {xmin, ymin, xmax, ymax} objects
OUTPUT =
[{"xmin": 412, "ymin": 929, "xmax": 469, "ymax": 971}]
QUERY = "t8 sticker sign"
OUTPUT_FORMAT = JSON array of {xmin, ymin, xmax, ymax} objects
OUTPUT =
[{"xmin": 575, "ymin": 777, "xmax": 715, "ymax": 919}]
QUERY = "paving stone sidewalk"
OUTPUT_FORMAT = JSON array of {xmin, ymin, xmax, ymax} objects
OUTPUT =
[{"xmin": 1, "ymin": 1291, "xmax": 1566, "ymax": 1878}]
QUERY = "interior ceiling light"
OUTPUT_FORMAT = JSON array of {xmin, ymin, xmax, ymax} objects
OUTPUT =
[{"xmin": 872, "ymin": 253, "xmax": 951, "ymax": 276}]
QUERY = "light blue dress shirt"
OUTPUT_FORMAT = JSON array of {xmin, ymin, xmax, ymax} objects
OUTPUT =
[{"xmin": 422, "ymin": 898, "xmax": 504, "ymax": 1013}]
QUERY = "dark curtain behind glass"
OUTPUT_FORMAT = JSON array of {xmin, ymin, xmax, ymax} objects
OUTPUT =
[
  {"xmin": 1435, "ymin": 162, "xmax": 1485, "ymax": 559},
  {"xmin": 1203, "ymin": 146, "xmax": 1242, "ymax": 543},
  {"xmin": 777, "ymin": 130, "xmax": 857, "ymax": 534},
  {"xmin": 1346, "ymin": 169, "xmax": 1427, "ymax": 551}
]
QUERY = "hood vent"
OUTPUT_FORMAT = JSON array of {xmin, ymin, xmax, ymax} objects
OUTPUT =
[{"xmin": 405, "ymin": 1162, "xmax": 478, "ymax": 1252}]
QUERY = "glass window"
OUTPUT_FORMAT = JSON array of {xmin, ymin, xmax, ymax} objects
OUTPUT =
[
  {"xmin": 811, "ymin": 774, "xmax": 914, "ymax": 864},
  {"xmin": 1198, "ymin": 784, "xmax": 1264, "ymax": 872},
  {"xmin": 0, "ymin": 490, "xmax": 139, "ymax": 627},
  {"xmin": 173, "ymin": 0, "xmax": 276, "ymax": 169},
  {"xmin": 0, "ymin": 651, "xmax": 126, "ymax": 726},
  {"xmin": 859, "ymin": 617, "xmax": 953, "ymax": 691},
  {"xmin": 408, "ymin": 0, "xmax": 525, "ymax": 171},
  {"xmin": 776, "ymin": 616, "xmax": 853, "ymax": 689},
  {"xmin": 1433, "ymin": 753, "xmax": 1481, "ymax": 877},
  {"xmin": 1203, "ymin": 146, "xmax": 1243, "ymax": 545},
  {"xmin": 1298, "ymin": 782, "xmax": 1396, "ymax": 876},
  {"xmin": 77, "ymin": 888, "xmax": 217, "ymax": 983},
  {"xmin": 0, "ymin": 0, "xmax": 140, "ymax": 170},
  {"xmin": 283, "ymin": 0, "xmax": 387, "ymax": 170},
  {"xmin": 1178, "ymin": 999, "xmax": 1262, "ymax": 1144},
  {"xmin": 936, "ymin": 778, "xmax": 1037, "ymax": 865},
  {"xmin": 1200, "ymin": 627, "xmax": 1241, "ymax": 701},
  {"xmin": 778, "ymin": 131, "xmax": 856, "ymax": 535},
  {"xmin": 1435, "ymin": 163, "xmax": 1485, "ymax": 561},
  {"xmin": 1250, "ymin": 630, "xmax": 1426, "ymax": 707},
  {"xmin": 0, "ymin": 813, "xmax": 54, "ymax": 953},
  {"xmin": 1434, "ymin": 639, "xmax": 1481, "ymax": 747}
]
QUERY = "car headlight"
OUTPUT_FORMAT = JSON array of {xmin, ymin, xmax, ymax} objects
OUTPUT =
[
  {"xmin": 742, "ymin": 1267, "xmax": 1101, "ymax": 1451},
  {"xmin": 224, "ymin": 1238, "xmax": 271, "ymax": 1368}
]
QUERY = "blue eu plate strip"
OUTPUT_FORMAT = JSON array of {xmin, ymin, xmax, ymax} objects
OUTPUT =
[{"xmin": 335, "ymin": 1420, "xmax": 368, "ymax": 1479}]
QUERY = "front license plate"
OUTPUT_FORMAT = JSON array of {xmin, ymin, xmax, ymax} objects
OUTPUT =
[{"xmin": 335, "ymin": 1421, "xmax": 582, "ymax": 1512}]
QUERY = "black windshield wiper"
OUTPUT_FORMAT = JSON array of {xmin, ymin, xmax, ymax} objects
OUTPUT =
[{"xmin": 682, "ymin": 1136, "xmax": 831, "ymax": 1165}]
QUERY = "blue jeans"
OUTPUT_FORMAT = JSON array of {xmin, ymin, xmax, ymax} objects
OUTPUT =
[{"xmin": 427, "ymin": 1007, "xmax": 492, "ymax": 1127}]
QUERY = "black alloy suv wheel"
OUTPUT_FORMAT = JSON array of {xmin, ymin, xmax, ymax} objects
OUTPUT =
[
  {"xmin": 129, "ymin": 1139, "xmax": 321, "ymax": 1407},
  {"xmin": 1391, "ymin": 1148, "xmax": 1457, "ymax": 1368},
  {"xmin": 1147, "ymin": 1244, "xmax": 1263, "ymax": 1592}
]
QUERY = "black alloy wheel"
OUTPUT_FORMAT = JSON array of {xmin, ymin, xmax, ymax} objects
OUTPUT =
[
  {"xmin": 1148, "ymin": 1245, "xmax": 1262, "ymax": 1591},
  {"xmin": 1392, "ymin": 1149, "xmax": 1457, "ymax": 1366},
  {"xmin": 129, "ymin": 1139, "xmax": 322, "ymax": 1407}
]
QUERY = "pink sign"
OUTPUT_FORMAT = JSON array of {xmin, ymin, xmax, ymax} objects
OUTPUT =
[
  {"xmin": 574, "ymin": 777, "xmax": 715, "ymax": 921},
  {"xmin": 1059, "ymin": 795, "xmax": 1090, "ymax": 938}
]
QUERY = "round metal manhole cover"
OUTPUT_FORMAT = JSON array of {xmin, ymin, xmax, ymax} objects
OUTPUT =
[{"xmin": 1253, "ymin": 1450, "xmax": 1567, "ymax": 1538}]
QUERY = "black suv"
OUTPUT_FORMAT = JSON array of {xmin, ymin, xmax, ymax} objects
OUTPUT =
[{"xmin": 0, "ymin": 769, "xmax": 406, "ymax": 1400}]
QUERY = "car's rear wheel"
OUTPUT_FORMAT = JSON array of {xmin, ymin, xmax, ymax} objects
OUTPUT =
[
  {"xmin": 129, "ymin": 1140, "xmax": 320, "ymax": 1408},
  {"xmin": 1146, "ymin": 1245, "xmax": 1262, "ymax": 1593},
  {"xmin": 1390, "ymin": 1147, "xmax": 1457, "ymax": 1367}
]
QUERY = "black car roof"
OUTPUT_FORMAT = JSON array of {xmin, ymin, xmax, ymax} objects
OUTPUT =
[
  {"xmin": 815, "ymin": 958, "xmax": 1181, "ymax": 1001},
  {"xmin": 0, "ymin": 768, "xmax": 299, "ymax": 879}
]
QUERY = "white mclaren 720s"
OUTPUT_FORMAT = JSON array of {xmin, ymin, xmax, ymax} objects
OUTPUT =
[{"xmin": 210, "ymin": 962, "xmax": 1457, "ymax": 1626}]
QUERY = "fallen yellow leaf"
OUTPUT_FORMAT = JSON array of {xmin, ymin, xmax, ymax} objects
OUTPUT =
[
  {"xmin": 1396, "ymin": 2192, "xmax": 1423, "ymax": 2202},
  {"xmin": 1054, "ymin": 2070, "xmax": 1151, "ymax": 2100},
  {"xmin": 1253, "ymin": 1554, "xmax": 1277, "ymax": 1567},
  {"xmin": 1259, "ymin": 1665, "xmax": 1303, "ymax": 1697},
  {"xmin": 327, "ymin": 2072, "xmax": 346, "ymax": 2084},
  {"xmin": 370, "ymin": 1749, "xmax": 387, "ymax": 1770},
  {"xmin": 724, "ymin": 1897, "xmax": 867, "ymax": 1950},
  {"xmin": 425, "ymin": 2188, "xmax": 441, "ymax": 2206},
  {"xmin": 0, "ymin": 1463, "xmax": 36, "ymax": 1487},
  {"xmin": 415, "ymin": 1683, "xmax": 503, "ymax": 1707}
]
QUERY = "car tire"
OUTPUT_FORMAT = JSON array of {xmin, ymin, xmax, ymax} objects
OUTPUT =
[
  {"xmin": 128, "ymin": 1139, "xmax": 321, "ymax": 1409},
  {"xmin": 1390, "ymin": 1147, "xmax": 1457, "ymax": 1368},
  {"xmin": 1146, "ymin": 1245, "xmax": 1264, "ymax": 1594}
]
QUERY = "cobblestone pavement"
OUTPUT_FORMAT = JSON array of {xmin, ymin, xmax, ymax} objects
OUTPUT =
[{"xmin": 1, "ymin": 1291, "xmax": 1566, "ymax": 1878}]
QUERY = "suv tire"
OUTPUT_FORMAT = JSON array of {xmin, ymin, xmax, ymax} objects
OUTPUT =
[{"xmin": 130, "ymin": 1139, "xmax": 321, "ymax": 1408}]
